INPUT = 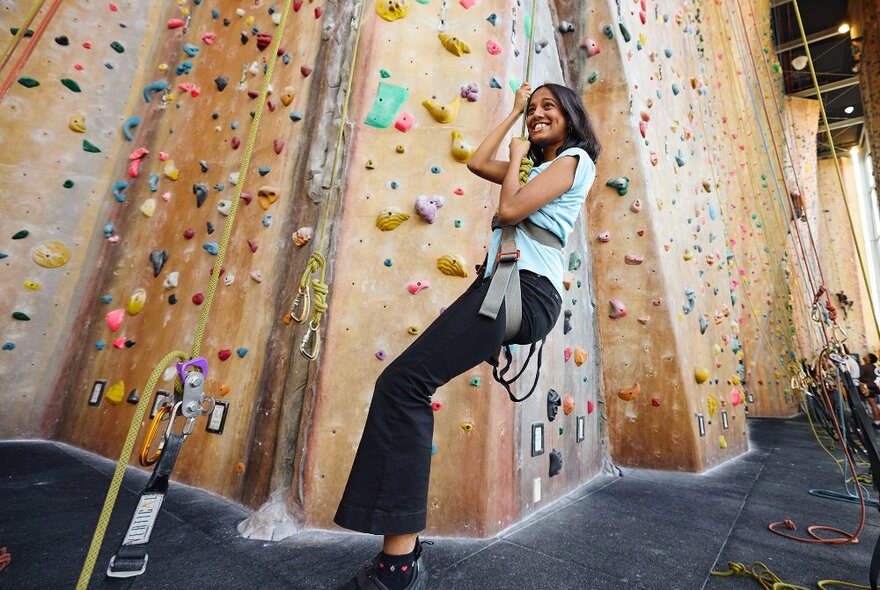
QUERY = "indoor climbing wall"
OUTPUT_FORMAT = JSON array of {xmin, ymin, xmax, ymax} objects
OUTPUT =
[
  {"xmin": 297, "ymin": 0, "xmax": 607, "ymax": 537},
  {"xmin": 816, "ymin": 156, "xmax": 874, "ymax": 354}
]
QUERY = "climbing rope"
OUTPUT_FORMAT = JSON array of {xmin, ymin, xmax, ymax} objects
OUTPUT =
[
  {"xmin": 74, "ymin": 0, "xmax": 296, "ymax": 587},
  {"xmin": 711, "ymin": 561, "xmax": 871, "ymax": 590},
  {"xmin": 517, "ymin": 0, "xmax": 539, "ymax": 186},
  {"xmin": 284, "ymin": 0, "xmax": 368, "ymax": 358},
  {"xmin": 0, "ymin": 0, "xmax": 63, "ymax": 103},
  {"xmin": 0, "ymin": 0, "xmax": 46, "ymax": 80}
]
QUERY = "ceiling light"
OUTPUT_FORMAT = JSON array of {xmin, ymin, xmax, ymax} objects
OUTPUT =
[
  {"xmin": 850, "ymin": 146, "xmax": 860, "ymax": 155},
  {"xmin": 838, "ymin": 23, "xmax": 850, "ymax": 34},
  {"xmin": 792, "ymin": 55, "xmax": 808, "ymax": 70},
  {"xmin": 845, "ymin": 105, "xmax": 854, "ymax": 114}
]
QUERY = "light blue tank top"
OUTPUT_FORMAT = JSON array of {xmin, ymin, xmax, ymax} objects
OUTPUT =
[{"xmin": 484, "ymin": 146, "xmax": 596, "ymax": 297}]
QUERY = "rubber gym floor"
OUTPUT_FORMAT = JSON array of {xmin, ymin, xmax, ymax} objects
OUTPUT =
[{"xmin": 1, "ymin": 416, "xmax": 877, "ymax": 589}]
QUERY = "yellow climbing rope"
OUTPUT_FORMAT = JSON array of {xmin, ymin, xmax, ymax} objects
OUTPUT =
[
  {"xmin": 74, "ymin": 0, "xmax": 296, "ymax": 587},
  {"xmin": 517, "ymin": 0, "xmax": 539, "ymax": 186},
  {"xmin": 711, "ymin": 561, "xmax": 870, "ymax": 589},
  {"xmin": 0, "ymin": 0, "xmax": 45, "ymax": 75},
  {"xmin": 285, "ymin": 0, "xmax": 369, "ymax": 359},
  {"xmin": 790, "ymin": 0, "xmax": 880, "ymax": 345}
]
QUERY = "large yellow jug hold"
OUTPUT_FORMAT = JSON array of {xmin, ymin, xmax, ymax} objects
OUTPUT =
[
  {"xmin": 105, "ymin": 380, "xmax": 125, "ymax": 405},
  {"xmin": 377, "ymin": 0, "xmax": 409, "ymax": 21},
  {"xmin": 126, "ymin": 288, "xmax": 147, "ymax": 315},
  {"xmin": 695, "ymin": 366, "xmax": 710, "ymax": 384},
  {"xmin": 719, "ymin": 435, "xmax": 728, "ymax": 449}
]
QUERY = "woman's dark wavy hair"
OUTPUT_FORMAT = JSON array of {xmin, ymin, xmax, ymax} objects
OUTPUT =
[{"xmin": 526, "ymin": 83, "xmax": 601, "ymax": 166}]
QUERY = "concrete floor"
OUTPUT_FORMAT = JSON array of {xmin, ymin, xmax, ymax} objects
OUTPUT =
[{"xmin": 1, "ymin": 416, "xmax": 877, "ymax": 589}]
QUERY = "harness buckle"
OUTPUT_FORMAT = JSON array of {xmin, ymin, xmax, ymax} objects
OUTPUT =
[
  {"xmin": 107, "ymin": 553, "xmax": 148, "ymax": 578},
  {"xmin": 496, "ymin": 248, "xmax": 520, "ymax": 263}
]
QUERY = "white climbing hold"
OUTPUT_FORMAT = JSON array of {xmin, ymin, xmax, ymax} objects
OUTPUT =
[
  {"xmin": 163, "ymin": 271, "xmax": 179, "ymax": 290},
  {"xmin": 217, "ymin": 200, "xmax": 232, "ymax": 216}
]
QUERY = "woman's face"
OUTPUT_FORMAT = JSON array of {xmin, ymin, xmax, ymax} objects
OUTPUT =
[{"xmin": 526, "ymin": 87, "xmax": 568, "ymax": 146}]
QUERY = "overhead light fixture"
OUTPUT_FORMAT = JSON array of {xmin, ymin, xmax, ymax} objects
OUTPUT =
[
  {"xmin": 792, "ymin": 55, "xmax": 809, "ymax": 70},
  {"xmin": 845, "ymin": 105, "xmax": 855, "ymax": 114},
  {"xmin": 838, "ymin": 23, "xmax": 851, "ymax": 34},
  {"xmin": 850, "ymin": 146, "xmax": 860, "ymax": 155}
]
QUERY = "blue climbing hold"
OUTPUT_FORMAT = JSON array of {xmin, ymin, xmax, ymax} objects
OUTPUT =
[
  {"xmin": 290, "ymin": 111, "xmax": 303, "ymax": 121},
  {"xmin": 183, "ymin": 43, "xmax": 200, "ymax": 57},
  {"xmin": 0, "ymin": 253, "xmax": 8, "ymax": 259},
  {"xmin": 430, "ymin": 166, "xmax": 441, "ymax": 174},
  {"xmin": 390, "ymin": 181, "xmax": 399, "ymax": 189},
  {"xmin": 231, "ymin": 120, "xmax": 239, "ymax": 130},
  {"xmin": 490, "ymin": 77, "xmax": 502, "ymax": 89},
  {"xmin": 262, "ymin": 214, "xmax": 272, "ymax": 228},
  {"xmin": 211, "ymin": 8, "xmax": 220, "ymax": 18},
  {"xmin": 258, "ymin": 166, "xmax": 271, "ymax": 176},
  {"xmin": 101, "ymin": 294, "xmax": 112, "ymax": 304},
  {"xmin": 2, "ymin": 342, "xmax": 15, "ymax": 351},
  {"xmin": 236, "ymin": 347, "xmax": 248, "ymax": 358},
  {"xmin": 143, "ymin": 80, "xmax": 169, "ymax": 103},
  {"xmin": 176, "ymin": 60, "xmax": 193, "ymax": 75},
  {"xmin": 384, "ymin": 258, "xmax": 393, "ymax": 267},
  {"xmin": 148, "ymin": 173, "xmax": 160, "ymax": 192},
  {"xmin": 487, "ymin": 13, "xmax": 498, "ymax": 26},
  {"xmin": 95, "ymin": 341, "xmax": 105, "ymax": 350},
  {"xmin": 203, "ymin": 242, "xmax": 219, "ymax": 255},
  {"xmin": 113, "ymin": 180, "xmax": 128, "ymax": 202},
  {"xmin": 122, "ymin": 117, "xmax": 141, "ymax": 141},
  {"xmin": 281, "ymin": 53, "xmax": 290, "ymax": 64}
]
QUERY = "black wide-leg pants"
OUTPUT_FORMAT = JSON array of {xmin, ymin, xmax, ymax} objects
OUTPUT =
[{"xmin": 334, "ymin": 270, "xmax": 562, "ymax": 535}]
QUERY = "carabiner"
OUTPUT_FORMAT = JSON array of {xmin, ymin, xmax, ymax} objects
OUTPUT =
[
  {"xmin": 140, "ymin": 403, "xmax": 172, "ymax": 466},
  {"xmin": 286, "ymin": 286, "xmax": 309, "ymax": 325},
  {"xmin": 300, "ymin": 319, "xmax": 321, "ymax": 360}
]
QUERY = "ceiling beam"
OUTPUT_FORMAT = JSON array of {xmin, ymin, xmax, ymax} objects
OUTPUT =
[
  {"xmin": 821, "ymin": 116, "xmax": 865, "ymax": 131},
  {"xmin": 775, "ymin": 26, "xmax": 847, "ymax": 53},
  {"xmin": 770, "ymin": 0, "xmax": 792, "ymax": 7},
  {"xmin": 790, "ymin": 76, "xmax": 860, "ymax": 97}
]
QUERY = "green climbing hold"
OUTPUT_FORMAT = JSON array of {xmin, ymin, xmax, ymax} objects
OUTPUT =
[
  {"xmin": 12, "ymin": 230, "xmax": 28, "ymax": 239},
  {"xmin": 110, "ymin": 41, "xmax": 124, "ymax": 53},
  {"xmin": 61, "ymin": 78, "xmax": 81, "ymax": 92},
  {"xmin": 17, "ymin": 77, "xmax": 39, "ymax": 88},
  {"xmin": 379, "ymin": 69, "xmax": 391, "ymax": 78},
  {"xmin": 619, "ymin": 23, "xmax": 631, "ymax": 43},
  {"xmin": 469, "ymin": 376, "xmax": 481, "ymax": 387},
  {"xmin": 12, "ymin": 312, "xmax": 30, "ymax": 321},
  {"xmin": 63, "ymin": 179, "xmax": 74, "ymax": 188},
  {"xmin": 569, "ymin": 252, "xmax": 582, "ymax": 272},
  {"xmin": 587, "ymin": 71, "xmax": 599, "ymax": 84},
  {"xmin": 364, "ymin": 82, "xmax": 409, "ymax": 129},
  {"xmin": 82, "ymin": 140, "xmax": 101, "ymax": 153}
]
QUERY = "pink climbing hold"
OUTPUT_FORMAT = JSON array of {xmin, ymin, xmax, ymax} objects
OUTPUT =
[
  {"xmin": 652, "ymin": 297, "xmax": 663, "ymax": 306},
  {"xmin": 106, "ymin": 309, "xmax": 124, "ymax": 332},
  {"xmin": 624, "ymin": 254, "xmax": 644, "ymax": 265},
  {"xmin": 273, "ymin": 139, "xmax": 285, "ymax": 154},
  {"xmin": 486, "ymin": 40, "xmax": 502, "ymax": 55},
  {"xmin": 218, "ymin": 349, "xmax": 232, "ymax": 361},
  {"xmin": 178, "ymin": 83, "xmax": 200, "ymax": 97},
  {"xmin": 314, "ymin": 6, "xmax": 324, "ymax": 18},
  {"xmin": 609, "ymin": 299, "xmax": 627, "ymax": 318},
  {"xmin": 597, "ymin": 231, "xmax": 610, "ymax": 242},
  {"xmin": 293, "ymin": 0, "xmax": 303, "ymax": 10},
  {"xmin": 83, "ymin": 42, "xmax": 92, "ymax": 49},
  {"xmin": 167, "ymin": 18, "xmax": 185, "ymax": 29},
  {"xmin": 459, "ymin": 0, "xmax": 478, "ymax": 7},
  {"xmin": 74, "ymin": 64, "xmax": 84, "ymax": 71},
  {"xmin": 112, "ymin": 337, "xmax": 126, "ymax": 349},
  {"xmin": 639, "ymin": 120, "xmax": 648, "ymax": 138},
  {"xmin": 247, "ymin": 239, "xmax": 258, "ymax": 253},
  {"xmin": 731, "ymin": 390, "xmax": 743, "ymax": 406},
  {"xmin": 454, "ymin": 187, "xmax": 464, "ymax": 196},
  {"xmin": 431, "ymin": 401, "xmax": 444, "ymax": 412},
  {"xmin": 564, "ymin": 347, "xmax": 573, "ymax": 362},
  {"xmin": 580, "ymin": 37, "xmax": 601, "ymax": 56},
  {"xmin": 407, "ymin": 280, "xmax": 431, "ymax": 295},
  {"xmin": 587, "ymin": 400, "xmax": 595, "ymax": 414},
  {"xmin": 630, "ymin": 199, "xmax": 642, "ymax": 213},
  {"xmin": 202, "ymin": 32, "xmax": 216, "ymax": 45},
  {"xmin": 394, "ymin": 113, "xmax": 415, "ymax": 133}
]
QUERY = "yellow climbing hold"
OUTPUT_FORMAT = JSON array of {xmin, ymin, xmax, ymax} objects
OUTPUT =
[
  {"xmin": 574, "ymin": 347, "xmax": 588, "ymax": 367},
  {"xmin": 257, "ymin": 186, "xmax": 280, "ymax": 210},
  {"xmin": 126, "ymin": 288, "xmax": 147, "ymax": 316},
  {"xmin": 719, "ymin": 435, "xmax": 728, "ymax": 449},
  {"xmin": 280, "ymin": 87, "xmax": 296, "ymax": 106},
  {"xmin": 731, "ymin": 375, "xmax": 741, "ymax": 385},
  {"xmin": 436, "ymin": 254, "xmax": 468, "ymax": 277},
  {"xmin": 422, "ymin": 95, "xmax": 461, "ymax": 124},
  {"xmin": 376, "ymin": 206, "xmax": 410, "ymax": 231},
  {"xmin": 68, "ymin": 115, "xmax": 86, "ymax": 133},
  {"xmin": 460, "ymin": 421, "xmax": 475, "ymax": 433},
  {"xmin": 438, "ymin": 33, "xmax": 471, "ymax": 57},
  {"xmin": 450, "ymin": 131, "xmax": 475, "ymax": 163},
  {"xmin": 695, "ymin": 367, "xmax": 710, "ymax": 384},
  {"xmin": 408, "ymin": 326, "xmax": 420, "ymax": 335},
  {"xmin": 707, "ymin": 395, "xmax": 718, "ymax": 417},
  {"xmin": 139, "ymin": 198, "xmax": 157, "ymax": 217},
  {"xmin": 105, "ymin": 380, "xmax": 125, "ymax": 405},
  {"xmin": 31, "ymin": 241, "xmax": 70, "ymax": 268},
  {"xmin": 163, "ymin": 160, "xmax": 179, "ymax": 181},
  {"xmin": 683, "ymin": 250, "xmax": 693, "ymax": 261},
  {"xmin": 395, "ymin": 144, "xmax": 406, "ymax": 154},
  {"xmin": 23, "ymin": 280, "xmax": 41, "ymax": 290},
  {"xmin": 377, "ymin": 0, "xmax": 409, "ymax": 21}
]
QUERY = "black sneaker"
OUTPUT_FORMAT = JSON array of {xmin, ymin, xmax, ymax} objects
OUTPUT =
[{"xmin": 337, "ymin": 540, "xmax": 428, "ymax": 590}]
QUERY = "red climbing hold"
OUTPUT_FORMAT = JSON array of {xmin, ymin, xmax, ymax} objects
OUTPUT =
[
  {"xmin": 300, "ymin": 65, "xmax": 313, "ymax": 77},
  {"xmin": 109, "ymin": 3, "xmax": 118, "ymax": 11},
  {"xmin": 192, "ymin": 293, "xmax": 204, "ymax": 305},
  {"xmin": 587, "ymin": 400, "xmax": 595, "ymax": 414},
  {"xmin": 167, "ymin": 18, "xmax": 185, "ymax": 29},
  {"xmin": 454, "ymin": 187, "xmax": 464, "ymax": 196},
  {"xmin": 231, "ymin": 137, "xmax": 241, "ymax": 149},
  {"xmin": 247, "ymin": 239, "xmax": 258, "ymax": 253},
  {"xmin": 83, "ymin": 42, "xmax": 92, "ymax": 49},
  {"xmin": 240, "ymin": 192, "xmax": 253, "ymax": 205},
  {"xmin": 315, "ymin": 6, "xmax": 324, "ymax": 18},
  {"xmin": 218, "ymin": 349, "xmax": 232, "ymax": 361},
  {"xmin": 431, "ymin": 401, "xmax": 443, "ymax": 412},
  {"xmin": 273, "ymin": 139, "xmax": 285, "ymax": 154},
  {"xmin": 183, "ymin": 228, "xmax": 195, "ymax": 239},
  {"xmin": 293, "ymin": 0, "xmax": 304, "ymax": 11},
  {"xmin": 256, "ymin": 32, "xmax": 273, "ymax": 51},
  {"xmin": 247, "ymin": 90, "xmax": 259, "ymax": 99}
]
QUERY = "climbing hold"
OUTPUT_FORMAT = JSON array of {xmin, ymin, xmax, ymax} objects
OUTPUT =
[
  {"xmin": 12, "ymin": 230, "xmax": 29, "ymax": 240},
  {"xmin": 106, "ymin": 309, "xmax": 124, "ymax": 332},
  {"xmin": 609, "ymin": 300, "xmax": 627, "ymax": 318},
  {"xmin": 377, "ymin": 0, "xmax": 409, "ymax": 21},
  {"xmin": 82, "ymin": 140, "xmax": 101, "ymax": 153},
  {"xmin": 675, "ymin": 150, "xmax": 686, "ymax": 167},
  {"xmin": 203, "ymin": 242, "xmax": 218, "ymax": 255},
  {"xmin": 414, "ymin": 195, "xmax": 444, "ymax": 223},
  {"xmin": 364, "ymin": 82, "xmax": 409, "ymax": 129},
  {"xmin": 292, "ymin": 227, "xmax": 313, "ymax": 247},
  {"xmin": 163, "ymin": 160, "xmax": 179, "ymax": 180},
  {"xmin": 618, "ymin": 382, "xmax": 641, "ymax": 401},
  {"xmin": 698, "ymin": 313, "xmax": 709, "ymax": 334},
  {"xmin": 568, "ymin": 252, "xmax": 582, "ymax": 271},
  {"xmin": 558, "ymin": 20, "xmax": 575, "ymax": 33},
  {"xmin": 250, "ymin": 270, "xmax": 264, "ymax": 283},
  {"xmin": 574, "ymin": 348, "xmax": 587, "ymax": 367},
  {"xmin": 564, "ymin": 348, "xmax": 573, "ymax": 363},
  {"xmin": 149, "ymin": 250, "xmax": 168, "ymax": 277},
  {"xmin": 460, "ymin": 422, "xmax": 475, "ymax": 433},
  {"xmin": 408, "ymin": 326, "xmax": 420, "ymax": 335},
  {"xmin": 17, "ymin": 76, "xmax": 39, "ymax": 88},
  {"xmin": 2, "ymin": 342, "xmax": 15, "ymax": 351},
  {"xmin": 126, "ymin": 288, "xmax": 147, "ymax": 315},
  {"xmin": 22, "ymin": 280, "xmax": 40, "ymax": 291},
  {"xmin": 193, "ymin": 183, "xmax": 210, "ymax": 208},
  {"xmin": 436, "ymin": 254, "xmax": 468, "ymax": 277},
  {"xmin": 142, "ymin": 80, "xmax": 168, "ymax": 102},
  {"xmin": 139, "ymin": 198, "xmax": 156, "ymax": 218},
  {"xmin": 587, "ymin": 400, "xmax": 595, "ymax": 414},
  {"xmin": 438, "ymin": 33, "xmax": 471, "ymax": 56},
  {"xmin": 707, "ymin": 395, "xmax": 718, "ymax": 417},
  {"xmin": 450, "ymin": 131, "xmax": 475, "ymax": 163},
  {"xmin": 163, "ymin": 272, "xmax": 179, "ymax": 290},
  {"xmin": 719, "ymin": 435, "xmax": 728, "ymax": 449},
  {"xmin": 563, "ymin": 395, "xmax": 575, "ymax": 416},
  {"xmin": 486, "ymin": 40, "xmax": 502, "ymax": 55},
  {"xmin": 563, "ymin": 310, "xmax": 572, "ymax": 334},
  {"xmin": 192, "ymin": 293, "xmax": 205, "ymax": 305},
  {"xmin": 68, "ymin": 115, "xmax": 86, "ymax": 133},
  {"xmin": 487, "ymin": 13, "xmax": 498, "ymax": 26},
  {"xmin": 110, "ymin": 41, "xmax": 124, "ymax": 53},
  {"xmin": 218, "ymin": 349, "xmax": 232, "ymax": 361},
  {"xmin": 223, "ymin": 273, "xmax": 235, "ymax": 286},
  {"xmin": 422, "ymin": 95, "xmax": 461, "ymax": 124},
  {"xmin": 597, "ymin": 231, "xmax": 610, "ymax": 242},
  {"xmin": 31, "ymin": 241, "xmax": 70, "ymax": 268},
  {"xmin": 624, "ymin": 254, "xmax": 644, "ymax": 265},
  {"xmin": 682, "ymin": 287, "xmax": 696, "ymax": 314},
  {"xmin": 489, "ymin": 77, "xmax": 502, "ymax": 89},
  {"xmin": 630, "ymin": 199, "xmax": 642, "ymax": 213},
  {"xmin": 105, "ymin": 380, "xmax": 125, "ymax": 405},
  {"xmin": 605, "ymin": 176, "xmax": 629, "ymax": 195},
  {"xmin": 638, "ymin": 120, "xmax": 648, "ymax": 138},
  {"xmin": 61, "ymin": 78, "xmax": 81, "ymax": 92},
  {"xmin": 407, "ymin": 280, "xmax": 430, "ymax": 295},
  {"xmin": 619, "ymin": 22, "xmax": 631, "ymax": 42},
  {"xmin": 695, "ymin": 367, "xmax": 710, "ymax": 384},
  {"xmin": 217, "ymin": 200, "xmax": 231, "ymax": 216},
  {"xmin": 431, "ymin": 401, "xmax": 443, "ymax": 411},
  {"xmin": 547, "ymin": 389, "xmax": 561, "ymax": 422},
  {"xmin": 579, "ymin": 37, "xmax": 601, "ymax": 56},
  {"xmin": 11, "ymin": 311, "xmax": 30, "ymax": 321},
  {"xmin": 257, "ymin": 186, "xmax": 280, "ymax": 210},
  {"xmin": 375, "ymin": 350, "xmax": 386, "ymax": 361},
  {"xmin": 460, "ymin": 82, "xmax": 479, "ymax": 102}
]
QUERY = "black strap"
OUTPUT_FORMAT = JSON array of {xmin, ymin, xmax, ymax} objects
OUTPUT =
[{"xmin": 487, "ymin": 338, "xmax": 547, "ymax": 403}]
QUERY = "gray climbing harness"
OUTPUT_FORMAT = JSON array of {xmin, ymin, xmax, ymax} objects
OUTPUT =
[{"xmin": 479, "ymin": 215, "xmax": 563, "ymax": 403}]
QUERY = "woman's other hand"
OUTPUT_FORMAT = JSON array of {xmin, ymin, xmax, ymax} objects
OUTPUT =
[
  {"xmin": 509, "ymin": 137, "xmax": 531, "ymax": 160},
  {"xmin": 512, "ymin": 82, "xmax": 532, "ymax": 115}
]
